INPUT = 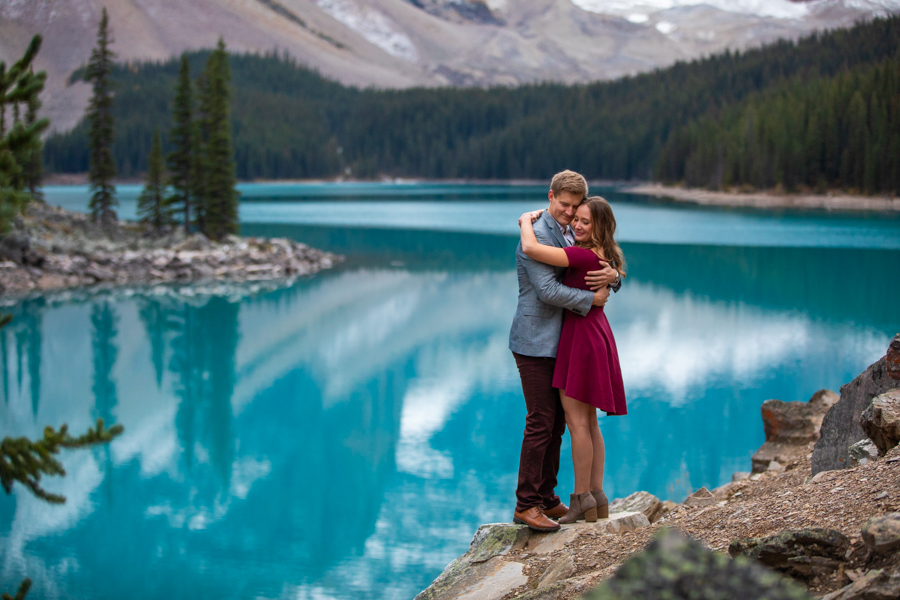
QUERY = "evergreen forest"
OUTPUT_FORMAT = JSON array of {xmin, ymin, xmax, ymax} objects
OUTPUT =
[{"xmin": 43, "ymin": 15, "xmax": 900, "ymax": 193}]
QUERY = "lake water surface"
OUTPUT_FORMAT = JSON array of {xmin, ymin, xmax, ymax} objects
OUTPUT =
[{"xmin": 2, "ymin": 183, "xmax": 899, "ymax": 599}]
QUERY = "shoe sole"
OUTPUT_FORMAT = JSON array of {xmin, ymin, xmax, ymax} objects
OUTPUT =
[{"xmin": 513, "ymin": 518, "xmax": 560, "ymax": 532}]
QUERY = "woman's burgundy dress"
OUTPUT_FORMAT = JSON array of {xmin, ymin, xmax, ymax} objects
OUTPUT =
[{"xmin": 552, "ymin": 246, "xmax": 627, "ymax": 415}]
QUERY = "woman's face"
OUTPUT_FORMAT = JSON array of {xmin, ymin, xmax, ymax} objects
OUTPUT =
[{"xmin": 572, "ymin": 204, "xmax": 593, "ymax": 242}]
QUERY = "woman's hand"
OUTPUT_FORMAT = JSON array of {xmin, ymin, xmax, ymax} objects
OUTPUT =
[{"xmin": 518, "ymin": 209, "xmax": 544, "ymax": 227}]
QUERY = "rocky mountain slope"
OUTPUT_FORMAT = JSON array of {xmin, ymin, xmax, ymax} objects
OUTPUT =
[{"xmin": 2, "ymin": 0, "xmax": 899, "ymax": 133}]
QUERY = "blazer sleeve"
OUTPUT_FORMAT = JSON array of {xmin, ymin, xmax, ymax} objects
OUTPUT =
[{"xmin": 519, "ymin": 229, "xmax": 593, "ymax": 316}]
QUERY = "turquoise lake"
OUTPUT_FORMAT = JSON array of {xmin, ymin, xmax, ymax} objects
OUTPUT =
[{"xmin": 2, "ymin": 183, "xmax": 899, "ymax": 599}]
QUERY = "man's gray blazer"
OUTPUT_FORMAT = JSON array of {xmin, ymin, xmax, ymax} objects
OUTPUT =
[{"xmin": 508, "ymin": 211, "xmax": 593, "ymax": 358}]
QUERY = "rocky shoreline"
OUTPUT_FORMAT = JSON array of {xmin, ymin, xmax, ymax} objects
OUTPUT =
[
  {"xmin": 0, "ymin": 201, "xmax": 342, "ymax": 299},
  {"xmin": 418, "ymin": 335, "xmax": 900, "ymax": 600},
  {"xmin": 624, "ymin": 184, "xmax": 900, "ymax": 213}
]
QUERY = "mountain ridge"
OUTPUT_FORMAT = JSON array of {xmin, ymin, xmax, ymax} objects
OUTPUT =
[{"xmin": 1, "ymin": 0, "xmax": 898, "ymax": 133}]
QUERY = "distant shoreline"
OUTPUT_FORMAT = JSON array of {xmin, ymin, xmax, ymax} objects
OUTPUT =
[
  {"xmin": 623, "ymin": 183, "xmax": 900, "ymax": 213},
  {"xmin": 40, "ymin": 176, "xmax": 900, "ymax": 214}
]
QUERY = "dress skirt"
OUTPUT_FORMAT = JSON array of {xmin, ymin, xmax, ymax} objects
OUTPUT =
[{"xmin": 552, "ymin": 245, "xmax": 627, "ymax": 415}]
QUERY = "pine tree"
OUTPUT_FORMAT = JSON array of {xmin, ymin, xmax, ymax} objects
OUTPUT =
[
  {"xmin": 23, "ymin": 76, "xmax": 44, "ymax": 202},
  {"xmin": 167, "ymin": 54, "xmax": 196, "ymax": 234},
  {"xmin": 86, "ymin": 7, "xmax": 118, "ymax": 225},
  {"xmin": 137, "ymin": 129, "xmax": 168, "ymax": 231},
  {"xmin": 193, "ymin": 69, "xmax": 211, "ymax": 234},
  {"xmin": 0, "ymin": 35, "xmax": 48, "ymax": 233},
  {"xmin": 200, "ymin": 39, "xmax": 239, "ymax": 241}
]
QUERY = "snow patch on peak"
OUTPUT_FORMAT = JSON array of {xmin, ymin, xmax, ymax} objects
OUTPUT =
[
  {"xmin": 570, "ymin": 0, "xmax": 811, "ymax": 20},
  {"xmin": 656, "ymin": 20, "xmax": 676, "ymax": 33},
  {"xmin": 315, "ymin": 0, "xmax": 419, "ymax": 62},
  {"xmin": 841, "ymin": 0, "xmax": 900, "ymax": 13}
]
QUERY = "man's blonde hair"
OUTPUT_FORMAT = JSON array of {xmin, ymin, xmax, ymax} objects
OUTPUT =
[{"xmin": 550, "ymin": 170, "xmax": 588, "ymax": 199}]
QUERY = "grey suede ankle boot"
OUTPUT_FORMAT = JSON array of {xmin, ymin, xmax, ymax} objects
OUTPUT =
[
  {"xmin": 591, "ymin": 490, "xmax": 609, "ymax": 519},
  {"xmin": 559, "ymin": 492, "xmax": 598, "ymax": 524}
]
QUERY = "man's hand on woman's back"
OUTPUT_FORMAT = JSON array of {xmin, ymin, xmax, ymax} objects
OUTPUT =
[{"xmin": 585, "ymin": 264, "xmax": 619, "ymax": 291}]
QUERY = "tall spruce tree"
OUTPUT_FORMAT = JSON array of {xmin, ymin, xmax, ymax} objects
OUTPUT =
[
  {"xmin": 199, "ymin": 39, "xmax": 239, "ymax": 241},
  {"xmin": 137, "ymin": 129, "xmax": 168, "ymax": 231},
  {"xmin": 86, "ymin": 8, "xmax": 117, "ymax": 225},
  {"xmin": 193, "ymin": 69, "xmax": 210, "ymax": 234},
  {"xmin": 23, "ymin": 83, "xmax": 44, "ymax": 202},
  {"xmin": 0, "ymin": 35, "xmax": 48, "ymax": 234},
  {"xmin": 167, "ymin": 54, "xmax": 196, "ymax": 234}
]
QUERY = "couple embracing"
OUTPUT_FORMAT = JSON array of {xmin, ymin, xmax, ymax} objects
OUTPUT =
[{"xmin": 509, "ymin": 170, "xmax": 627, "ymax": 532}]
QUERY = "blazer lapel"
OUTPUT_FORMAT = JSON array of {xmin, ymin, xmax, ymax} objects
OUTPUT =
[{"xmin": 541, "ymin": 211, "xmax": 568, "ymax": 248}]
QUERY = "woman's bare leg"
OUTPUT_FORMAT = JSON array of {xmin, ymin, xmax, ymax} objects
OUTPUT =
[
  {"xmin": 560, "ymin": 390, "xmax": 596, "ymax": 495},
  {"xmin": 588, "ymin": 416, "xmax": 605, "ymax": 492}
]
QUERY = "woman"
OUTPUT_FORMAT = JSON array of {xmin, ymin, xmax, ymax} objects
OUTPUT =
[{"xmin": 518, "ymin": 196, "xmax": 627, "ymax": 524}]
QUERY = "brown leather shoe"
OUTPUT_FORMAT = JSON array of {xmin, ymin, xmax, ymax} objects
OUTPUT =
[
  {"xmin": 513, "ymin": 507, "xmax": 560, "ymax": 532},
  {"xmin": 543, "ymin": 502, "xmax": 569, "ymax": 520}
]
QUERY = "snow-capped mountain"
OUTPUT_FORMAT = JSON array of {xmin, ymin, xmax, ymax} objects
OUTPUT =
[{"xmin": 1, "ymin": 0, "xmax": 898, "ymax": 132}]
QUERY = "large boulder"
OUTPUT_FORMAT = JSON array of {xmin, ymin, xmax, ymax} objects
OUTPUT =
[
  {"xmin": 752, "ymin": 390, "xmax": 839, "ymax": 472},
  {"xmin": 859, "ymin": 389, "xmax": 900, "ymax": 456},
  {"xmin": 583, "ymin": 528, "xmax": 811, "ymax": 600},
  {"xmin": 812, "ymin": 335, "xmax": 900, "ymax": 475},
  {"xmin": 729, "ymin": 529, "xmax": 850, "ymax": 580}
]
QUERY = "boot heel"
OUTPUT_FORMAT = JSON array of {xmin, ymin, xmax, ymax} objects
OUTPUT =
[
  {"xmin": 584, "ymin": 507, "xmax": 598, "ymax": 522},
  {"xmin": 598, "ymin": 504, "xmax": 609, "ymax": 519}
]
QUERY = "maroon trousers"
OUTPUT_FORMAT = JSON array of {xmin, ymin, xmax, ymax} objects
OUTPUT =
[{"xmin": 513, "ymin": 352, "xmax": 566, "ymax": 513}]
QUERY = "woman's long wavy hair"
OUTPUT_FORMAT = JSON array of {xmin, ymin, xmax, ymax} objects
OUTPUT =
[{"xmin": 577, "ymin": 196, "xmax": 627, "ymax": 277}]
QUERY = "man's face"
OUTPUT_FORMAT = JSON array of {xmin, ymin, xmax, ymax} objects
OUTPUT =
[{"xmin": 548, "ymin": 190, "xmax": 581, "ymax": 226}]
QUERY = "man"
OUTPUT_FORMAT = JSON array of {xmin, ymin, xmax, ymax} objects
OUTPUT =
[{"xmin": 509, "ymin": 170, "xmax": 621, "ymax": 532}]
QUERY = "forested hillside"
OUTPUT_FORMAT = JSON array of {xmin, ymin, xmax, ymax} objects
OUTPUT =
[{"xmin": 43, "ymin": 16, "xmax": 900, "ymax": 193}]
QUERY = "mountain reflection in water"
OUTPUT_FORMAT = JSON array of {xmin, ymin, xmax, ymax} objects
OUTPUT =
[{"xmin": 0, "ymin": 223, "xmax": 897, "ymax": 600}]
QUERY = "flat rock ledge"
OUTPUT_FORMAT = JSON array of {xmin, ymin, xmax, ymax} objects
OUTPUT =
[
  {"xmin": 0, "ymin": 202, "xmax": 342, "ymax": 299},
  {"xmin": 415, "ymin": 512, "xmax": 650, "ymax": 600}
]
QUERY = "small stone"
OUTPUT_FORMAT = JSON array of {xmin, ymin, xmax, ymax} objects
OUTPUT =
[
  {"xmin": 888, "ymin": 335, "xmax": 900, "ymax": 380},
  {"xmin": 810, "ymin": 471, "xmax": 831, "ymax": 483},
  {"xmin": 874, "ymin": 492, "xmax": 888, "ymax": 500},
  {"xmin": 767, "ymin": 460, "xmax": 786, "ymax": 473},
  {"xmin": 596, "ymin": 511, "xmax": 651, "ymax": 535},
  {"xmin": 731, "ymin": 472, "xmax": 750, "ymax": 482},
  {"xmin": 609, "ymin": 491, "xmax": 666, "ymax": 523},
  {"xmin": 859, "ymin": 389, "xmax": 900, "ymax": 456},
  {"xmin": 849, "ymin": 439, "xmax": 880, "ymax": 466},
  {"xmin": 683, "ymin": 487, "xmax": 717, "ymax": 508},
  {"xmin": 861, "ymin": 513, "xmax": 900, "ymax": 558},
  {"xmin": 537, "ymin": 552, "xmax": 577, "ymax": 588},
  {"xmin": 822, "ymin": 569, "xmax": 900, "ymax": 600}
]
